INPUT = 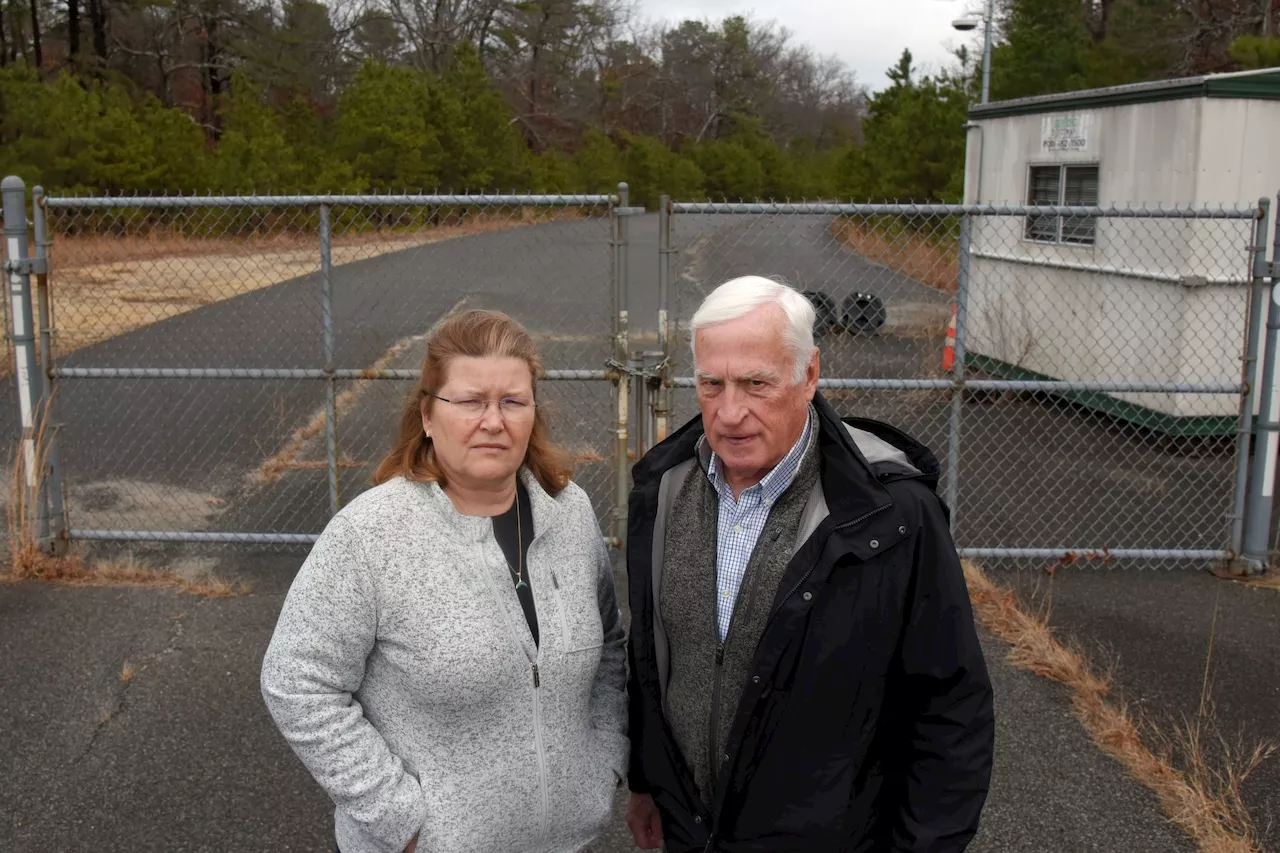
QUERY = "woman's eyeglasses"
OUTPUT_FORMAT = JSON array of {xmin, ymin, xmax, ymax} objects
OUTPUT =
[{"xmin": 429, "ymin": 393, "xmax": 536, "ymax": 421}]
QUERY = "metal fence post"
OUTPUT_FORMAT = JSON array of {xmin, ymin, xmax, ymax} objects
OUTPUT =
[
  {"xmin": 319, "ymin": 203, "xmax": 340, "ymax": 517},
  {"xmin": 31, "ymin": 186, "xmax": 67, "ymax": 554},
  {"xmin": 655, "ymin": 194, "xmax": 673, "ymax": 445},
  {"xmin": 1229, "ymin": 198, "xmax": 1271, "ymax": 560},
  {"xmin": 633, "ymin": 365, "xmax": 649, "ymax": 457},
  {"xmin": 611, "ymin": 183, "xmax": 631, "ymax": 548},
  {"xmin": 945, "ymin": 214, "xmax": 972, "ymax": 531},
  {"xmin": 1241, "ymin": 195, "xmax": 1280, "ymax": 569},
  {"xmin": 3, "ymin": 176, "xmax": 45, "ymax": 550}
]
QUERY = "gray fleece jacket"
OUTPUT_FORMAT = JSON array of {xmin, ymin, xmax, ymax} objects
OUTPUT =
[{"xmin": 260, "ymin": 471, "xmax": 628, "ymax": 853}]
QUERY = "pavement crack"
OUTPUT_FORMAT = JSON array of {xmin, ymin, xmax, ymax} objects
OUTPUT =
[{"xmin": 74, "ymin": 611, "xmax": 188, "ymax": 764}]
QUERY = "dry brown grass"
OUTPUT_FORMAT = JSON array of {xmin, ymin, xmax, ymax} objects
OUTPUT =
[
  {"xmin": 7, "ymin": 214, "xmax": 565, "ymax": 375},
  {"xmin": 1211, "ymin": 563, "xmax": 1280, "ymax": 593},
  {"xmin": 963, "ymin": 562, "xmax": 1275, "ymax": 853},
  {"xmin": 258, "ymin": 457, "xmax": 365, "ymax": 479},
  {"xmin": 50, "ymin": 216, "xmax": 542, "ymax": 271},
  {"xmin": 1241, "ymin": 572, "xmax": 1280, "ymax": 592},
  {"xmin": 5, "ymin": 420, "xmax": 248, "ymax": 597},
  {"xmin": 7, "ymin": 395, "xmax": 60, "ymax": 578},
  {"xmin": 568, "ymin": 446, "xmax": 606, "ymax": 464},
  {"xmin": 4, "ymin": 547, "xmax": 250, "ymax": 598},
  {"xmin": 830, "ymin": 219, "xmax": 958, "ymax": 294},
  {"xmin": 119, "ymin": 661, "xmax": 137, "ymax": 683}
]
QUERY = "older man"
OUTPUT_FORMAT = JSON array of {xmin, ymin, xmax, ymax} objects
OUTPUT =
[{"xmin": 623, "ymin": 276, "xmax": 994, "ymax": 852}]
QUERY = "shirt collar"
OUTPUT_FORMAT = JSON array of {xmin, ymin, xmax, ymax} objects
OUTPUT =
[{"xmin": 706, "ymin": 406, "xmax": 814, "ymax": 504}]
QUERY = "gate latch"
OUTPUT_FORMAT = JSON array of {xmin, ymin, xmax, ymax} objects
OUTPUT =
[
  {"xmin": 612, "ymin": 206, "xmax": 647, "ymax": 217},
  {"xmin": 3, "ymin": 257, "xmax": 47, "ymax": 276}
]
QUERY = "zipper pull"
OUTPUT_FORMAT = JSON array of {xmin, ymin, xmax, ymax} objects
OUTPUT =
[
  {"xmin": 532, "ymin": 664, "xmax": 540, "ymax": 688},
  {"xmin": 550, "ymin": 572, "xmax": 560, "ymax": 589},
  {"xmin": 715, "ymin": 644, "xmax": 724, "ymax": 665}
]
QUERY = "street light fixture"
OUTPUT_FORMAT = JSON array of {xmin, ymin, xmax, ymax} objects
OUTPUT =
[{"xmin": 950, "ymin": 0, "xmax": 995, "ymax": 104}]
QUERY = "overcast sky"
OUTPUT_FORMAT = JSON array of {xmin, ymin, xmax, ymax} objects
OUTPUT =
[{"xmin": 632, "ymin": 0, "xmax": 981, "ymax": 93}]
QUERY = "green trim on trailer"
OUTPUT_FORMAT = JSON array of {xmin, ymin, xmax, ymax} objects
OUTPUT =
[
  {"xmin": 965, "ymin": 353, "xmax": 1239, "ymax": 437},
  {"xmin": 969, "ymin": 70, "xmax": 1280, "ymax": 120},
  {"xmin": 1205, "ymin": 71, "xmax": 1280, "ymax": 100}
]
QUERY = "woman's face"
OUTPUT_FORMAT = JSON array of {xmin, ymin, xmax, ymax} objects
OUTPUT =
[{"xmin": 422, "ymin": 356, "xmax": 536, "ymax": 494}]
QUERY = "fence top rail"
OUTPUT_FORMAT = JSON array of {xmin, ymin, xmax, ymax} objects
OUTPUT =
[
  {"xmin": 40, "ymin": 192, "xmax": 619, "ymax": 209},
  {"xmin": 668, "ymin": 201, "xmax": 1261, "ymax": 219}
]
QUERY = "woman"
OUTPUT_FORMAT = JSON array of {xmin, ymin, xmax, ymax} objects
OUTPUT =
[{"xmin": 261, "ymin": 310, "xmax": 627, "ymax": 853}]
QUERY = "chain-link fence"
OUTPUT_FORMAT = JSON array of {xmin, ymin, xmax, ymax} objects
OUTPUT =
[
  {"xmin": 2, "ymin": 186, "xmax": 629, "ymax": 554},
  {"xmin": 4, "ymin": 179, "xmax": 1278, "ymax": 571},
  {"xmin": 655, "ymin": 199, "xmax": 1268, "ymax": 570}
]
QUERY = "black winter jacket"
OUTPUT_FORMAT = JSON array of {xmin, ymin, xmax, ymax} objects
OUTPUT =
[{"xmin": 625, "ymin": 393, "xmax": 995, "ymax": 852}]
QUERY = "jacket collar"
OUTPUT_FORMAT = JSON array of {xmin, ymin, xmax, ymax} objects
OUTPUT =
[
  {"xmin": 419, "ymin": 466, "xmax": 562, "ymax": 542},
  {"xmin": 811, "ymin": 393, "xmax": 895, "ymax": 524},
  {"xmin": 633, "ymin": 392, "xmax": 923, "ymax": 527}
]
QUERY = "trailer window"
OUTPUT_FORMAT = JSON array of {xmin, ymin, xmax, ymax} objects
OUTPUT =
[{"xmin": 1026, "ymin": 165, "xmax": 1098, "ymax": 245}]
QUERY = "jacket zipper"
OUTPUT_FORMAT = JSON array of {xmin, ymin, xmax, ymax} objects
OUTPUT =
[
  {"xmin": 697, "ymin": 506, "xmax": 891, "ymax": 853},
  {"xmin": 711, "ymin": 550, "xmax": 757, "ymax": 799},
  {"xmin": 479, "ymin": 530, "xmax": 553, "ymax": 848},
  {"xmin": 708, "ymin": 641, "xmax": 725, "ymax": 793},
  {"xmin": 531, "ymin": 663, "xmax": 550, "ymax": 844},
  {"xmin": 550, "ymin": 571, "xmax": 574, "ymax": 650}
]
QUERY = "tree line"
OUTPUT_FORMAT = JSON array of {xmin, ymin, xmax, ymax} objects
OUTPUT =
[{"xmin": 0, "ymin": 0, "xmax": 1278, "ymax": 203}]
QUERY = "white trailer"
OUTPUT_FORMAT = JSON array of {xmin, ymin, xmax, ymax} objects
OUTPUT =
[{"xmin": 961, "ymin": 69, "xmax": 1280, "ymax": 436}]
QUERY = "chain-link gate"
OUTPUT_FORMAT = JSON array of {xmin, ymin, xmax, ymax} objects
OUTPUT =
[
  {"xmin": 5, "ymin": 177, "xmax": 1280, "ymax": 571},
  {"xmin": 642, "ymin": 198, "xmax": 1271, "ymax": 570},
  {"xmin": 3, "ymin": 181, "xmax": 636, "ymax": 553}
]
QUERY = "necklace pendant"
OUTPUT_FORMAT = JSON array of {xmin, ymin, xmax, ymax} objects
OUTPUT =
[{"xmin": 516, "ymin": 579, "xmax": 529, "ymax": 591}]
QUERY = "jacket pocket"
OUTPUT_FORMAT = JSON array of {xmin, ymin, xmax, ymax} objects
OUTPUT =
[{"xmin": 550, "ymin": 570, "xmax": 604, "ymax": 653}]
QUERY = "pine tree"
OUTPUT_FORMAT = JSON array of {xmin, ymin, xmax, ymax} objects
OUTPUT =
[
  {"xmin": 990, "ymin": 0, "xmax": 1092, "ymax": 100},
  {"xmin": 209, "ymin": 71, "xmax": 304, "ymax": 193},
  {"xmin": 575, "ymin": 129, "xmax": 625, "ymax": 194},
  {"xmin": 335, "ymin": 61, "xmax": 441, "ymax": 191},
  {"xmin": 834, "ymin": 51, "xmax": 969, "ymax": 202},
  {"xmin": 433, "ymin": 42, "xmax": 530, "ymax": 191}
]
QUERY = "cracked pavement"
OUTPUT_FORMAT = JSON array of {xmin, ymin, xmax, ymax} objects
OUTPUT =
[
  {"xmin": 75, "ymin": 611, "xmax": 187, "ymax": 765},
  {"xmin": 1, "ymin": 554, "xmax": 1201, "ymax": 853}
]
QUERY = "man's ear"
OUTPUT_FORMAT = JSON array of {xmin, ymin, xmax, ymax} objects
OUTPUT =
[{"xmin": 805, "ymin": 347, "xmax": 820, "ymax": 399}]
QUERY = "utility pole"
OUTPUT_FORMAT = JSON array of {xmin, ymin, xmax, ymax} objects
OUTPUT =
[{"xmin": 981, "ymin": 0, "xmax": 994, "ymax": 104}]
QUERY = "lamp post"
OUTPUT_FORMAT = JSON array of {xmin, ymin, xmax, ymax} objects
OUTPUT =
[{"xmin": 952, "ymin": 0, "xmax": 995, "ymax": 104}]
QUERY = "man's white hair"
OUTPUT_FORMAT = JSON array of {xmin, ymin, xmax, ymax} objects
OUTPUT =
[{"xmin": 690, "ymin": 275, "xmax": 816, "ymax": 384}]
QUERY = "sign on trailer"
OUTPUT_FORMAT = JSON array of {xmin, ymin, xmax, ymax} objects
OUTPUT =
[{"xmin": 1041, "ymin": 113, "xmax": 1093, "ymax": 152}]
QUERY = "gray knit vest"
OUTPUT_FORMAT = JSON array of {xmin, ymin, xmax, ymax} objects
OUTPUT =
[{"xmin": 658, "ymin": 425, "xmax": 821, "ymax": 808}]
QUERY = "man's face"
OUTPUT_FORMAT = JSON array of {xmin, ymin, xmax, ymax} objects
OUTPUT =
[{"xmin": 694, "ymin": 304, "xmax": 819, "ymax": 493}]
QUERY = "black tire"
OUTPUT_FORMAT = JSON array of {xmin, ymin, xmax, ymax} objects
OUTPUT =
[
  {"xmin": 841, "ymin": 292, "xmax": 887, "ymax": 335},
  {"xmin": 802, "ymin": 290, "xmax": 839, "ymax": 336}
]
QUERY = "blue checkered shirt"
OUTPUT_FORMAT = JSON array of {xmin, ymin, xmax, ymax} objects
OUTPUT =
[{"xmin": 706, "ymin": 409, "xmax": 814, "ymax": 642}]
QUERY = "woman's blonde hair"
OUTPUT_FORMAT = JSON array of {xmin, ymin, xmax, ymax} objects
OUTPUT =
[{"xmin": 373, "ymin": 309, "xmax": 573, "ymax": 495}]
